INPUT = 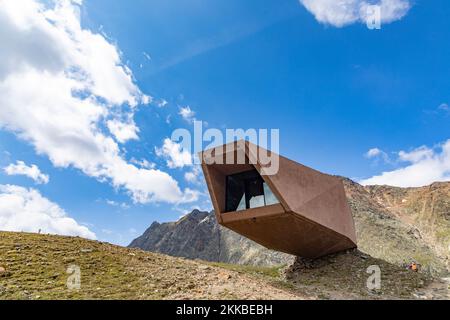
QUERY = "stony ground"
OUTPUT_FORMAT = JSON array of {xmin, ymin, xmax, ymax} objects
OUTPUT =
[
  {"xmin": 0, "ymin": 232, "xmax": 448, "ymax": 300},
  {"xmin": 284, "ymin": 249, "xmax": 449, "ymax": 300}
]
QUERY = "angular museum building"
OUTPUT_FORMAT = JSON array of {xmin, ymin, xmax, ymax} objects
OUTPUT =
[{"xmin": 199, "ymin": 140, "xmax": 357, "ymax": 259}]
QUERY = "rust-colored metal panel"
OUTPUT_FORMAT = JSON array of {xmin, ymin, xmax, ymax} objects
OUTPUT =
[
  {"xmin": 199, "ymin": 140, "xmax": 357, "ymax": 258},
  {"xmin": 263, "ymin": 153, "xmax": 357, "ymax": 244},
  {"xmin": 226, "ymin": 213, "xmax": 356, "ymax": 258}
]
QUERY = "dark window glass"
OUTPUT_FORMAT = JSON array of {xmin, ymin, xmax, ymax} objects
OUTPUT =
[
  {"xmin": 225, "ymin": 169, "xmax": 280, "ymax": 212},
  {"xmin": 225, "ymin": 174, "xmax": 246, "ymax": 213}
]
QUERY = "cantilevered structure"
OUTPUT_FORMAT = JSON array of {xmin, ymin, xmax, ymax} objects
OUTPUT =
[{"xmin": 199, "ymin": 141, "xmax": 357, "ymax": 259}]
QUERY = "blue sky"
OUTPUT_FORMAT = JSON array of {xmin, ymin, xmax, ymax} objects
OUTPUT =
[{"xmin": 0, "ymin": 0, "xmax": 449, "ymax": 246}]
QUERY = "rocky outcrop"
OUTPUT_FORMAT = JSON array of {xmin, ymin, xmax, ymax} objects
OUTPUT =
[
  {"xmin": 343, "ymin": 178, "xmax": 450, "ymax": 276},
  {"xmin": 129, "ymin": 210, "xmax": 293, "ymax": 266}
]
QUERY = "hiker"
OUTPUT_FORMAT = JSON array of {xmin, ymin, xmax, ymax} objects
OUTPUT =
[{"xmin": 409, "ymin": 262, "xmax": 419, "ymax": 272}]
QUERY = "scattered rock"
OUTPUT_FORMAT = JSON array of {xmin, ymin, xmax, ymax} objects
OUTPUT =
[
  {"xmin": 217, "ymin": 271, "xmax": 232, "ymax": 281},
  {"xmin": 408, "ymin": 228, "xmax": 422, "ymax": 240},
  {"xmin": 198, "ymin": 265, "xmax": 211, "ymax": 271},
  {"xmin": 0, "ymin": 266, "xmax": 9, "ymax": 277},
  {"xmin": 0, "ymin": 285, "xmax": 6, "ymax": 294},
  {"xmin": 413, "ymin": 292, "xmax": 428, "ymax": 300}
]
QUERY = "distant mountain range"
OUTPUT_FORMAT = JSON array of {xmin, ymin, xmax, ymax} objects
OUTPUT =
[{"xmin": 130, "ymin": 178, "xmax": 450, "ymax": 276}]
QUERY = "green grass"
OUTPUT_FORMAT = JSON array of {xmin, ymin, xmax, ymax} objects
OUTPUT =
[{"xmin": 0, "ymin": 232, "xmax": 149, "ymax": 300}]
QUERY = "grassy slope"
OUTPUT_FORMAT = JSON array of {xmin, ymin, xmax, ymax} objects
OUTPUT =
[
  {"xmin": 1, "ymin": 231, "xmax": 445, "ymax": 300},
  {"xmin": 0, "ymin": 232, "xmax": 300, "ymax": 300}
]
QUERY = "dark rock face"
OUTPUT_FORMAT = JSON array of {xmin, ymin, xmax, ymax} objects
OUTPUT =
[{"xmin": 129, "ymin": 210, "xmax": 294, "ymax": 266}]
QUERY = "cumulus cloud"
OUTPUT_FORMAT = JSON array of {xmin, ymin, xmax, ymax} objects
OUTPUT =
[
  {"xmin": 360, "ymin": 140, "xmax": 450, "ymax": 187},
  {"xmin": 0, "ymin": 0, "xmax": 197, "ymax": 204},
  {"xmin": 130, "ymin": 158, "xmax": 156, "ymax": 170},
  {"xmin": 179, "ymin": 106, "xmax": 196, "ymax": 123},
  {"xmin": 438, "ymin": 103, "xmax": 449, "ymax": 112},
  {"xmin": 184, "ymin": 165, "xmax": 203, "ymax": 185},
  {"xmin": 107, "ymin": 119, "xmax": 139, "ymax": 144},
  {"xmin": 299, "ymin": 0, "xmax": 411, "ymax": 27},
  {"xmin": 4, "ymin": 161, "xmax": 49, "ymax": 184},
  {"xmin": 438, "ymin": 103, "xmax": 450, "ymax": 116},
  {"xmin": 366, "ymin": 148, "xmax": 383, "ymax": 158},
  {"xmin": 0, "ymin": 184, "xmax": 96, "ymax": 239},
  {"xmin": 156, "ymin": 138, "xmax": 193, "ymax": 169},
  {"xmin": 156, "ymin": 99, "xmax": 168, "ymax": 108},
  {"xmin": 365, "ymin": 147, "xmax": 390, "ymax": 164}
]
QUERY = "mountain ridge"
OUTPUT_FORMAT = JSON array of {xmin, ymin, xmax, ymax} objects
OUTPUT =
[{"xmin": 129, "ymin": 209, "xmax": 293, "ymax": 266}]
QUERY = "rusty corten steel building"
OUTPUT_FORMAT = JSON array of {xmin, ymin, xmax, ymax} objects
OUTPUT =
[{"xmin": 199, "ymin": 140, "xmax": 357, "ymax": 259}]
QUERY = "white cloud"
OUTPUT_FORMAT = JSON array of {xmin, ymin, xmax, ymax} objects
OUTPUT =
[
  {"xmin": 184, "ymin": 171, "xmax": 198, "ymax": 184},
  {"xmin": 141, "ymin": 94, "xmax": 152, "ymax": 105},
  {"xmin": 107, "ymin": 119, "xmax": 139, "ymax": 144},
  {"xmin": 143, "ymin": 52, "xmax": 152, "ymax": 61},
  {"xmin": 156, "ymin": 99, "xmax": 168, "ymax": 108},
  {"xmin": 106, "ymin": 199, "xmax": 130, "ymax": 210},
  {"xmin": 130, "ymin": 158, "xmax": 156, "ymax": 169},
  {"xmin": 360, "ymin": 140, "xmax": 450, "ymax": 187},
  {"xmin": 365, "ymin": 148, "xmax": 383, "ymax": 158},
  {"xmin": 398, "ymin": 146, "xmax": 433, "ymax": 163},
  {"xmin": 156, "ymin": 138, "xmax": 193, "ymax": 169},
  {"xmin": 299, "ymin": 0, "xmax": 411, "ymax": 27},
  {"xmin": 0, "ymin": 184, "xmax": 96, "ymax": 239},
  {"xmin": 423, "ymin": 102, "xmax": 450, "ymax": 117},
  {"xmin": 4, "ymin": 161, "xmax": 49, "ymax": 184},
  {"xmin": 438, "ymin": 103, "xmax": 449, "ymax": 114},
  {"xmin": 364, "ymin": 147, "xmax": 390, "ymax": 164},
  {"xmin": 0, "ymin": 0, "xmax": 197, "ymax": 204},
  {"xmin": 179, "ymin": 106, "xmax": 196, "ymax": 123},
  {"xmin": 184, "ymin": 165, "xmax": 203, "ymax": 185}
]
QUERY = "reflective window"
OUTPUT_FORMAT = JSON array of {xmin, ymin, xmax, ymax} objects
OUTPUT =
[
  {"xmin": 225, "ymin": 169, "xmax": 280, "ymax": 212},
  {"xmin": 264, "ymin": 183, "xmax": 279, "ymax": 206}
]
